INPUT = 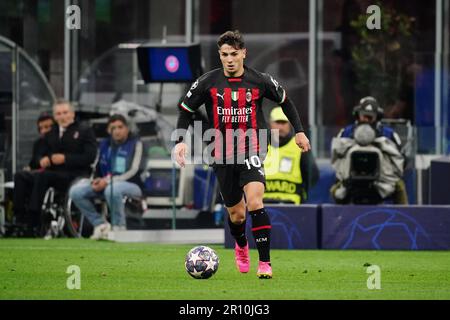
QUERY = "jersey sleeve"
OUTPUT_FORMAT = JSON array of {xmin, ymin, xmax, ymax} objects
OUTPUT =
[
  {"xmin": 261, "ymin": 73, "xmax": 287, "ymax": 104},
  {"xmin": 179, "ymin": 75, "xmax": 208, "ymax": 113}
]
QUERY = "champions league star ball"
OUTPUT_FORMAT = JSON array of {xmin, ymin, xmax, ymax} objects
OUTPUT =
[{"xmin": 185, "ymin": 246, "xmax": 219, "ymax": 279}]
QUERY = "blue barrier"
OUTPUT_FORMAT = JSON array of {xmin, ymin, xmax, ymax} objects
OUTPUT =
[
  {"xmin": 224, "ymin": 205, "xmax": 319, "ymax": 249},
  {"xmin": 322, "ymin": 205, "xmax": 450, "ymax": 250},
  {"xmin": 224, "ymin": 204, "xmax": 450, "ymax": 250}
]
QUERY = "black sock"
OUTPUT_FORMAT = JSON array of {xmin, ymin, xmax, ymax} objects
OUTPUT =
[
  {"xmin": 228, "ymin": 216, "xmax": 248, "ymax": 248},
  {"xmin": 249, "ymin": 208, "xmax": 271, "ymax": 262}
]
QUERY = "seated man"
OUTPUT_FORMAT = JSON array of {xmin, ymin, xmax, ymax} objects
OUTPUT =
[
  {"xmin": 330, "ymin": 96, "xmax": 408, "ymax": 204},
  {"xmin": 13, "ymin": 112, "xmax": 54, "ymax": 234},
  {"xmin": 24, "ymin": 100, "xmax": 98, "ymax": 235},
  {"xmin": 69, "ymin": 114, "xmax": 144, "ymax": 240},
  {"xmin": 263, "ymin": 107, "xmax": 319, "ymax": 204}
]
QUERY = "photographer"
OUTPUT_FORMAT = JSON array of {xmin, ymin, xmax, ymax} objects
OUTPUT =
[{"xmin": 330, "ymin": 96, "xmax": 408, "ymax": 204}]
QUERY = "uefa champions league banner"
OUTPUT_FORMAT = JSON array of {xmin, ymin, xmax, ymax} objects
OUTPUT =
[
  {"xmin": 224, "ymin": 205, "xmax": 319, "ymax": 249},
  {"xmin": 322, "ymin": 205, "xmax": 450, "ymax": 250}
]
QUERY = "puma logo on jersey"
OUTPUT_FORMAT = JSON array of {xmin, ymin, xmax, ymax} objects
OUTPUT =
[{"xmin": 216, "ymin": 92, "xmax": 225, "ymax": 100}]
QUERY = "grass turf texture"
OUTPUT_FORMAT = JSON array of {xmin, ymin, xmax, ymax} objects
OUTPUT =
[{"xmin": 0, "ymin": 239, "xmax": 449, "ymax": 300}]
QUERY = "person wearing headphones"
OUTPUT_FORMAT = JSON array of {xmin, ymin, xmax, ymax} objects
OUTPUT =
[
  {"xmin": 331, "ymin": 96, "xmax": 408, "ymax": 204},
  {"xmin": 339, "ymin": 96, "xmax": 403, "ymax": 147}
]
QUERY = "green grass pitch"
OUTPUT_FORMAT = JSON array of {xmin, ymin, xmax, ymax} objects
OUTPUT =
[{"xmin": 0, "ymin": 239, "xmax": 449, "ymax": 300}]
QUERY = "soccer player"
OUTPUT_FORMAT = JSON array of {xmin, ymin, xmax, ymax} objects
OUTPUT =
[{"xmin": 174, "ymin": 30, "xmax": 310, "ymax": 279}]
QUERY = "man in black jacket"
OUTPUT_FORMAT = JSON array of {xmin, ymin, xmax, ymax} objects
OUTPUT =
[
  {"xmin": 25, "ymin": 100, "xmax": 97, "ymax": 233},
  {"xmin": 26, "ymin": 112, "xmax": 55, "ymax": 171},
  {"xmin": 13, "ymin": 112, "xmax": 54, "ymax": 231}
]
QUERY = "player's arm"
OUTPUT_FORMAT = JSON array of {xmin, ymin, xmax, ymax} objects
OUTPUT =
[
  {"xmin": 174, "ymin": 109, "xmax": 192, "ymax": 168},
  {"xmin": 263, "ymin": 73, "xmax": 311, "ymax": 152},
  {"xmin": 174, "ymin": 78, "xmax": 207, "ymax": 167},
  {"xmin": 280, "ymin": 97, "xmax": 310, "ymax": 151}
]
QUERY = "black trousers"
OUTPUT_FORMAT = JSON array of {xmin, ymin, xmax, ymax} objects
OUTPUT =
[
  {"xmin": 29, "ymin": 171, "xmax": 76, "ymax": 214},
  {"xmin": 13, "ymin": 170, "xmax": 36, "ymax": 225}
]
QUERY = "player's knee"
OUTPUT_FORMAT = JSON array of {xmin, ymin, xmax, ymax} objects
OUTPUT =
[
  {"xmin": 228, "ymin": 208, "xmax": 246, "ymax": 223},
  {"xmin": 230, "ymin": 214, "xmax": 246, "ymax": 224},
  {"xmin": 246, "ymin": 198, "xmax": 264, "ymax": 211}
]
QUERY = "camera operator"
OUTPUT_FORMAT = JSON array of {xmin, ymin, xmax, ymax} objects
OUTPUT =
[{"xmin": 330, "ymin": 96, "xmax": 408, "ymax": 204}]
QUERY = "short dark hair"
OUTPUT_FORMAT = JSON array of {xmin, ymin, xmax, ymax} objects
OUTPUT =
[
  {"xmin": 107, "ymin": 114, "xmax": 128, "ymax": 127},
  {"xmin": 217, "ymin": 30, "xmax": 245, "ymax": 50},
  {"xmin": 37, "ymin": 112, "xmax": 54, "ymax": 125}
]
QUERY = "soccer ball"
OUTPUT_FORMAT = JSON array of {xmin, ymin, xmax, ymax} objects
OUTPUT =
[{"xmin": 185, "ymin": 246, "xmax": 219, "ymax": 279}]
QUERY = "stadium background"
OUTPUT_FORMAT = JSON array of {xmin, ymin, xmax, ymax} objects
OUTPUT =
[{"xmin": 0, "ymin": 0, "xmax": 450, "ymax": 300}]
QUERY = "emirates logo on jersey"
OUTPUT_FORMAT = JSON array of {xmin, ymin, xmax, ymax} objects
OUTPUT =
[{"xmin": 217, "ymin": 106, "xmax": 253, "ymax": 123}]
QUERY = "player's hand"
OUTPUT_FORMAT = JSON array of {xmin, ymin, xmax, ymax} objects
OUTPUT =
[
  {"xmin": 51, "ymin": 154, "xmax": 65, "ymax": 165},
  {"xmin": 92, "ymin": 178, "xmax": 107, "ymax": 192},
  {"xmin": 174, "ymin": 142, "xmax": 188, "ymax": 168},
  {"xmin": 39, "ymin": 156, "xmax": 51, "ymax": 168},
  {"xmin": 295, "ymin": 132, "xmax": 311, "ymax": 152}
]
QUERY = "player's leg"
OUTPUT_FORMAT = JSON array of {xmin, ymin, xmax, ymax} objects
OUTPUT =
[
  {"xmin": 213, "ymin": 165, "xmax": 250, "ymax": 273},
  {"xmin": 225, "ymin": 197, "xmax": 250, "ymax": 272},
  {"xmin": 239, "ymin": 157, "xmax": 272, "ymax": 279},
  {"xmin": 226, "ymin": 197, "xmax": 247, "ymax": 246},
  {"xmin": 243, "ymin": 181, "xmax": 273, "ymax": 279}
]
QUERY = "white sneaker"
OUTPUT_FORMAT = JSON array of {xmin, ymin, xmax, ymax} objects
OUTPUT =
[{"xmin": 90, "ymin": 222, "xmax": 111, "ymax": 240}]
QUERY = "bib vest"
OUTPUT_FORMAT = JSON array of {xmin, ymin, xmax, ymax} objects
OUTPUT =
[{"xmin": 263, "ymin": 137, "xmax": 303, "ymax": 204}]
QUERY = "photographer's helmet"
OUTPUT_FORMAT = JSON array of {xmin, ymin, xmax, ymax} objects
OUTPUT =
[{"xmin": 353, "ymin": 96, "xmax": 384, "ymax": 123}]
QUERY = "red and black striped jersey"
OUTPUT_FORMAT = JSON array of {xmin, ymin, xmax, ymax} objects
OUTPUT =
[{"xmin": 178, "ymin": 65, "xmax": 286, "ymax": 162}]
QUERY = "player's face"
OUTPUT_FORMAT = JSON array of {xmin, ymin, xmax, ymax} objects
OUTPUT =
[
  {"xmin": 109, "ymin": 120, "xmax": 129, "ymax": 143},
  {"xmin": 53, "ymin": 103, "xmax": 75, "ymax": 128},
  {"xmin": 218, "ymin": 44, "xmax": 246, "ymax": 77},
  {"xmin": 38, "ymin": 119, "xmax": 54, "ymax": 136},
  {"xmin": 271, "ymin": 120, "xmax": 291, "ymax": 138},
  {"xmin": 358, "ymin": 114, "xmax": 376, "ymax": 124}
]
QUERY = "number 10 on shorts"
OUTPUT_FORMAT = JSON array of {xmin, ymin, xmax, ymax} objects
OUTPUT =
[{"xmin": 244, "ymin": 155, "xmax": 262, "ymax": 170}]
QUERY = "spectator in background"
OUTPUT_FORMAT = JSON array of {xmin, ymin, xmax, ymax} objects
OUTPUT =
[
  {"xmin": 24, "ymin": 100, "xmax": 97, "ymax": 235},
  {"xmin": 24, "ymin": 113, "xmax": 55, "ymax": 171},
  {"xmin": 69, "ymin": 114, "xmax": 144, "ymax": 240},
  {"xmin": 13, "ymin": 112, "xmax": 54, "ymax": 234},
  {"xmin": 263, "ymin": 107, "xmax": 319, "ymax": 205}
]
